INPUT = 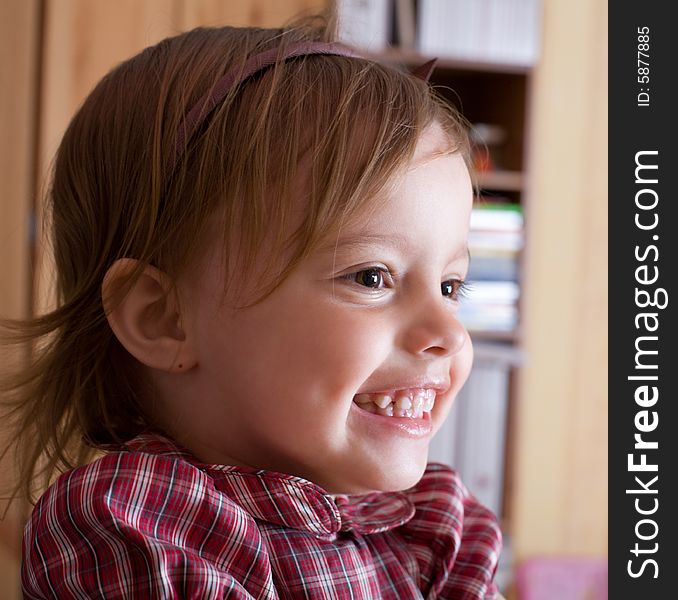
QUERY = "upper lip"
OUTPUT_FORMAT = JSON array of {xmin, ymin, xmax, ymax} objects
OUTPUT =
[{"xmin": 356, "ymin": 375, "xmax": 451, "ymax": 395}]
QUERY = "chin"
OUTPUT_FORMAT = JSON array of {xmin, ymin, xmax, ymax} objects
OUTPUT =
[{"xmin": 339, "ymin": 456, "xmax": 429, "ymax": 495}]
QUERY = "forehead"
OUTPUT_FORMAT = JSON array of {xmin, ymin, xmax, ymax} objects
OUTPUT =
[
  {"xmin": 325, "ymin": 124, "xmax": 464, "ymax": 225},
  {"xmin": 411, "ymin": 122, "xmax": 457, "ymax": 163},
  {"xmin": 318, "ymin": 155, "xmax": 471, "ymax": 266},
  {"xmin": 344, "ymin": 127, "xmax": 468, "ymax": 220},
  {"xmin": 181, "ymin": 134, "xmax": 470, "ymax": 311}
]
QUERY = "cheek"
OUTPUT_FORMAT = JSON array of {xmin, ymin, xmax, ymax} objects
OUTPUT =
[
  {"xmin": 453, "ymin": 332, "xmax": 474, "ymax": 385},
  {"xmin": 432, "ymin": 332, "xmax": 474, "ymax": 433},
  {"xmin": 206, "ymin": 298, "xmax": 394, "ymax": 398},
  {"xmin": 274, "ymin": 304, "xmax": 394, "ymax": 391}
]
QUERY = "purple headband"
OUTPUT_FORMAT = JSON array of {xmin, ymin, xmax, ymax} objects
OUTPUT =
[{"xmin": 173, "ymin": 41, "xmax": 438, "ymax": 167}]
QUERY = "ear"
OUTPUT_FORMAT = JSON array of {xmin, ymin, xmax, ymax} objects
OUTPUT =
[{"xmin": 102, "ymin": 258, "xmax": 197, "ymax": 372}]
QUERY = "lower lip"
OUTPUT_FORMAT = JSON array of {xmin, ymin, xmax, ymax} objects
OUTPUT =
[{"xmin": 349, "ymin": 402, "xmax": 433, "ymax": 439}]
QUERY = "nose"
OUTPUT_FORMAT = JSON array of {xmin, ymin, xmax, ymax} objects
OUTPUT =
[{"xmin": 398, "ymin": 297, "xmax": 469, "ymax": 358}]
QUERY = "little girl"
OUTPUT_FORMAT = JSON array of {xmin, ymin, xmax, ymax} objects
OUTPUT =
[{"xmin": 4, "ymin": 14, "xmax": 503, "ymax": 600}]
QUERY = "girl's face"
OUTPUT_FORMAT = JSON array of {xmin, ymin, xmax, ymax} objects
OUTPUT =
[{"xmin": 171, "ymin": 126, "xmax": 474, "ymax": 494}]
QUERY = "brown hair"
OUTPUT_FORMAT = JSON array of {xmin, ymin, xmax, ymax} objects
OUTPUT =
[{"xmin": 1, "ymin": 14, "xmax": 470, "ymax": 503}]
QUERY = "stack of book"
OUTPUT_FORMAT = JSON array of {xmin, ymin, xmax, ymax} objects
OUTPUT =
[
  {"xmin": 417, "ymin": 0, "xmax": 541, "ymax": 66},
  {"xmin": 459, "ymin": 203, "xmax": 523, "ymax": 334},
  {"xmin": 335, "ymin": 0, "xmax": 392, "ymax": 51},
  {"xmin": 335, "ymin": 0, "xmax": 541, "ymax": 67}
]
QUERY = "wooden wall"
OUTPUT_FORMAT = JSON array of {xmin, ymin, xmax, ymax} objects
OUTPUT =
[
  {"xmin": 1, "ymin": 1, "xmax": 40, "ymax": 597},
  {"xmin": 2, "ymin": 1, "xmax": 326, "ymax": 596},
  {"xmin": 1, "ymin": 0, "xmax": 607, "ymax": 596},
  {"xmin": 35, "ymin": 0, "xmax": 325, "ymax": 313},
  {"xmin": 512, "ymin": 0, "xmax": 608, "ymax": 562}
]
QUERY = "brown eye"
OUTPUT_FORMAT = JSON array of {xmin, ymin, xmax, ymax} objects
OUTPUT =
[
  {"xmin": 442, "ymin": 279, "xmax": 468, "ymax": 300},
  {"xmin": 355, "ymin": 268, "xmax": 384, "ymax": 288}
]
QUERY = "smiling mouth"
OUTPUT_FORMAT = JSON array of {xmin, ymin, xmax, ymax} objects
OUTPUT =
[{"xmin": 352, "ymin": 388, "xmax": 436, "ymax": 419}]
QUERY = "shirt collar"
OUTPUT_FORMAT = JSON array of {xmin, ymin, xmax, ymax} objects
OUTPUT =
[{"xmin": 115, "ymin": 432, "xmax": 416, "ymax": 538}]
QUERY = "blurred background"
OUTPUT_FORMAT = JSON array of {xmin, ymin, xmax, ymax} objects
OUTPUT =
[{"xmin": 1, "ymin": 0, "xmax": 607, "ymax": 598}]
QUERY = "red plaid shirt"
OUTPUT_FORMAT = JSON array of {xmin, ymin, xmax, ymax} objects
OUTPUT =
[{"xmin": 22, "ymin": 432, "xmax": 502, "ymax": 599}]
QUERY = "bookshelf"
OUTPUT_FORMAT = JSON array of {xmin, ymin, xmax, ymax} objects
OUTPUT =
[
  {"xmin": 428, "ymin": 54, "xmax": 530, "ymax": 595},
  {"xmin": 477, "ymin": 170, "xmax": 524, "ymax": 193},
  {"xmin": 343, "ymin": 1, "xmax": 540, "ymax": 594},
  {"xmin": 433, "ymin": 54, "xmax": 531, "ymax": 594},
  {"xmin": 4, "ymin": 2, "xmax": 607, "ymax": 599},
  {"xmin": 336, "ymin": 3, "xmax": 609, "ymax": 587}
]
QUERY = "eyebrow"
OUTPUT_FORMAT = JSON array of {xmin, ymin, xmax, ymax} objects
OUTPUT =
[
  {"xmin": 319, "ymin": 233, "xmax": 471, "ymax": 262},
  {"xmin": 319, "ymin": 233, "xmax": 406, "ymax": 252}
]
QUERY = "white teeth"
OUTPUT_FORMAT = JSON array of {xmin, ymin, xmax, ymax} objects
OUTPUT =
[
  {"xmin": 394, "ymin": 395, "xmax": 412, "ymax": 418},
  {"xmin": 394, "ymin": 395, "xmax": 412, "ymax": 411},
  {"xmin": 423, "ymin": 389, "xmax": 435, "ymax": 412},
  {"xmin": 376, "ymin": 404, "xmax": 394, "ymax": 417},
  {"xmin": 353, "ymin": 388, "xmax": 437, "ymax": 419},
  {"xmin": 373, "ymin": 394, "xmax": 393, "ymax": 409},
  {"xmin": 412, "ymin": 390, "xmax": 425, "ymax": 413}
]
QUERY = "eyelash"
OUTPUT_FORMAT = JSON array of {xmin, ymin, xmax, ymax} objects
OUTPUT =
[
  {"xmin": 340, "ymin": 267, "xmax": 469, "ymax": 300},
  {"xmin": 442, "ymin": 279, "xmax": 470, "ymax": 301}
]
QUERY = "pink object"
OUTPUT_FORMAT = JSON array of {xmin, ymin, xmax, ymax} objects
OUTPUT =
[{"xmin": 517, "ymin": 556, "xmax": 608, "ymax": 600}]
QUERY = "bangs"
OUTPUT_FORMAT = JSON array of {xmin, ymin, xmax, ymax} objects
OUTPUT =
[{"xmin": 185, "ymin": 48, "xmax": 469, "ymax": 303}]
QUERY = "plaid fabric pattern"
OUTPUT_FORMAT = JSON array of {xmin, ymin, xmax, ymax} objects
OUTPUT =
[{"xmin": 22, "ymin": 432, "xmax": 502, "ymax": 599}]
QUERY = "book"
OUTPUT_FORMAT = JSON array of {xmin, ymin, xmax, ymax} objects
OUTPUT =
[
  {"xmin": 395, "ymin": 0, "xmax": 416, "ymax": 49},
  {"xmin": 465, "ymin": 203, "xmax": 523, "ymax": 330},
  {"xmin": 335, "ymin": 0, "xmax": 392, "ymax": 51},
  {"xmin": 417, "ymin": 0, "xmax": 542, "ymax": 66},
  {"xmin": 463, "ymin": 280, "xmax": 520, "ymax": 304},
  {"xmin": 458, "ymin": 280, "xmax": 520, "ymax": 332},
  {"xmin": 471, "ymin": 203, "xmax": 524, "ymax": 232},
  {"xmin": 468, "ymin": 255, "xmax": 519, "ymax": 282},
  {"xmin": 458, "ymin": 304, "xmax": 519, "ymax": 333},
  {"xmin": 470, "ymin": 230, "xmax": 524, "ymax": 253}
]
